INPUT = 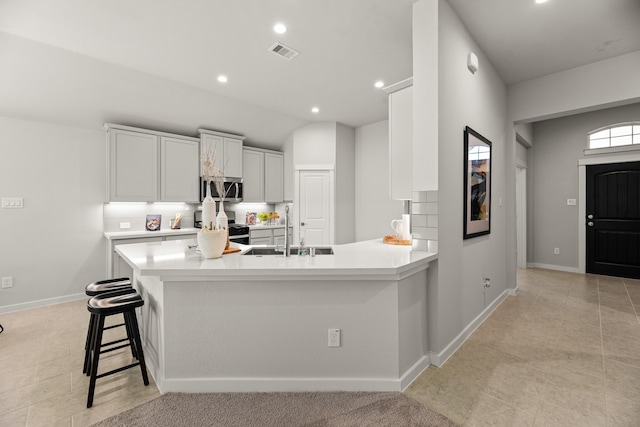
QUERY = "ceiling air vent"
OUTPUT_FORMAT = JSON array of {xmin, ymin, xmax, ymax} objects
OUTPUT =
[{"xmin": 269, "ymin": 42, "xmax": 300, "ymax": 60}]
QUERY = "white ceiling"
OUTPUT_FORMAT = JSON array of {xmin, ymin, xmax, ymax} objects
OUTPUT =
[
  {"xmin": 447, "ymin": 0, "xmax": 640, "ymax": 85},
  {"xmin": 0, "ymin": 0, "xmax": 638, "ymax": 148}
]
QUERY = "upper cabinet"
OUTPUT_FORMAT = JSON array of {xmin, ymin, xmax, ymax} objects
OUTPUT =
[
  {"xmin": 385, "ymin": 78, "xmax": 413, "ymax": 201},
  {"xmin": 242, "ymin": 147, "xmax": 284, "ymax": 203},
  {"xmin": 106, "ymin": 124, "xmax": 199, "ymax": 202},
  {"xmin": 264, "ymin": 152, "xmax": 284, "ymax": 203},
  {"xmin": 198, "ymin": 129, "xmax": 245, "ymax": 178}
]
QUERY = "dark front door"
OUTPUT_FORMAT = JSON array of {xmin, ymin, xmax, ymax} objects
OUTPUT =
[{"xmin": 586, "ymin": 161, "xmax": 640, "ymax": 278}]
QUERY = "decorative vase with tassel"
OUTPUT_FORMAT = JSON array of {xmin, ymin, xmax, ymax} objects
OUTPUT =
[
  {"xmin": 216, "ymin": 200, "xmax": 230, "ymax": 250},
  {"xmin": 202, "ymin": 180, "xmax": 216, "ymax": 230}
]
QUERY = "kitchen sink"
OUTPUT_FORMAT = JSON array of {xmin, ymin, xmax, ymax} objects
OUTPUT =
[{"xmin": 242, "ymin": 246, "xmax": 334, "ymax": 256}]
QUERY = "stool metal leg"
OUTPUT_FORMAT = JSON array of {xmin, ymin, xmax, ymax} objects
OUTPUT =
[
  {"xmin": 87, "ymin": 314, "xmax": 105, "ymax": 408},
  {"xmin": 83, "ymin": 313, "xmax": 96, "ymax": 375}
]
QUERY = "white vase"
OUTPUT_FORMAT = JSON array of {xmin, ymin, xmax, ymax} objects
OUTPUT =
[
  {"xmin": 216, "ymin": 200, "xmax": 228, "ymax": 230},
  {"xmin": 216, "ymin": 200, "xmax": 230, "ymax": 249},
  {"xmin": 202, "ymin": 180, "xmax": 216, "ymax": 230},
  {"xmin": 197, "ymin": 229, "xmax": 227, "ymax": 259}
]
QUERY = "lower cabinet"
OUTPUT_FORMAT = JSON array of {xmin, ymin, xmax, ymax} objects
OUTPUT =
[{"xmin": 249, "ymin": 227, "xmax": 292, "ymax": 246}]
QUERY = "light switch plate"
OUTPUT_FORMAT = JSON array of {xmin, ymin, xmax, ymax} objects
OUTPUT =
[
  {"xmin": 2, "ymin": 197, "xmax": 23, "ymax": 209},
  {"xmin": 567, "ymin": 198, "xmax": 576, "ymax": 206}
]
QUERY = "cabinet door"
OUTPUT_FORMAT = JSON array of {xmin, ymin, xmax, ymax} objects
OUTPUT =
[
  {"xmin": 264, "ymin": 152, "xmax": 284, "ymax": 203},
  {"xmin": 112, "ymin": 237, "xmax": 163, "ymax": 278},
  {"xmin": 389, "ymin": 85, "xmax": 413, "ymax": 200},
  {"xmin": 242, "ymin": 149, "xmax": 265, "ymax": 202},
  {"xmin": 109, "ymin": 129, "xmax": 158, "ymax": 201},
  {"xmin": 201, "ymin": 134, "xmax": 224, "ymax": 175},
  {"xmin": 161, "ymin": 137, "xmax": 200, "ymax": 202},
  {"xmin": 250, "ymin": 236, "xmax": 272, "ymax": 245},
  {"xmin": 224, "ymin": 138, "xmax": 243, "ymax": 178},
  {"xmin": 165, "ymin": 234, "xmax": 197, "ymax": 241}
]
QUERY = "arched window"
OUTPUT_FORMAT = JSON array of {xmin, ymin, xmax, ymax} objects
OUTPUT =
[{"xmin": 588, "ymin": 123, "xmax": 640, "ymax": 149}]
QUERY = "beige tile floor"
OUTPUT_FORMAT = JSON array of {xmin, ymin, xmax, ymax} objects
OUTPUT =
[
  {"xmin": 1, "ymin": 268, "xmax": 639, "ymax": 426},
  {"xmin": 406, "ymin": 268, "xmax": 640, "ymax": 426}
]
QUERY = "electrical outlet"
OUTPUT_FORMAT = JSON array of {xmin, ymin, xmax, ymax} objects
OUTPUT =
[
  {"xmin": 2, "ymin": 277, "xmax": 13, "ymax": 288},
  {"xmin": 2, "ymin": 197, "xmax": 23, "ymax": 209},
  {"xmin": 120, "ymin": 222, "xmax": 131, "ymax": 229},
  {"xmin": 554, "ymin": 248, "xmax": 560, "ymax": 255},
  {"xmin": 483, "ymin": 277, "xmax": 491, "ymax": 288},
  {"xmin": 328, "ymin": 329, "xmax": 341, "ymax": 347}
]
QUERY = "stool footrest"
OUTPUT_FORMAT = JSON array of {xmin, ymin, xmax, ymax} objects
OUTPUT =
[
  {"xmin": 96, "ymin": 362, "xmax": 140, "ymax": 379},
  {"xmin": 104, "ymin": 323, "xmax": 125, "ymax": 331},
  {"xmin": 100, "ymin": 341, "xmax": 132, "ymax": 354}
]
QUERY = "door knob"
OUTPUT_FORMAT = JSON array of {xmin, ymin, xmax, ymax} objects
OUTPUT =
[
  {"xmin": 587, "ymin": 221, "xmax": 594, "ymax": 227},
  {"xmin": 587, "ymin": 214, "xmax": 594, "ymax": 219}
]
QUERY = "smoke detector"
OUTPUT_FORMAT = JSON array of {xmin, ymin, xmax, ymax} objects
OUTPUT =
[{"xmin": 269, "ymin": 42, "xmax": 300, "ymax": 60}]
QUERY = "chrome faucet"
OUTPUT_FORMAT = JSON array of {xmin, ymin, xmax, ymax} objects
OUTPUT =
[{"xmin": 283, "ymin": 205, "xmax": 291, "ymax": 257}]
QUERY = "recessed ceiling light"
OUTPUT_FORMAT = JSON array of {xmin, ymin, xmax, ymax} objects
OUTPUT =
[
  {"xmin": 217, "ymin": 75, "xmax": 228, "ymax": 83},
  {"xmin": 374, "ymin": 80, "xmax": 385, "ymax": 89},
  {"xmin": 535, "ymin": 0, "xmax": 548, "ymax": 4},
  {"xmin": 311, "ymin": 107, "xmax": 320, "ymax": 114},
  {"xmin": 274, "ymin": 23, "xmax": 287, "ymax": 34}
]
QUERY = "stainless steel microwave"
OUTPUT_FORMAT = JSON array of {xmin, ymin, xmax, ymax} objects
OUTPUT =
[{"xmin": 200, "ymin": 177, "xmax": 243, "ymax": 202}]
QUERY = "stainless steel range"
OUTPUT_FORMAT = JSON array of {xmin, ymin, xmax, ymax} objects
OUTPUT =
[{"xmin": 194, "ymin": 210, "xmax": 249, "ymax": 245}]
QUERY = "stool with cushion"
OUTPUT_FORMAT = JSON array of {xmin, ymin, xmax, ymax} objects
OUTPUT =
[{"xmin": 86, "ymin": 290, "xmax": 149, "ymax": 408}]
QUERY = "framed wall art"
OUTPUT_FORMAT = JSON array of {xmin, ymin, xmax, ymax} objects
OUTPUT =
[{"xmin": 463, "ymin": 126, "xmax": 491, "ymax": 239}]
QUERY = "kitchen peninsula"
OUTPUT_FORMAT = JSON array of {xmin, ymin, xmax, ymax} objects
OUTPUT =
[{"xmin": 116, "ymin": 238, "xmax": 437, "ymax": 393}]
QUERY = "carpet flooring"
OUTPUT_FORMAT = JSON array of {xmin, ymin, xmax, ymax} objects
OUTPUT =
[{"xmin": 91, "ymin": 391, "xmax": 458, "ymax": 426}]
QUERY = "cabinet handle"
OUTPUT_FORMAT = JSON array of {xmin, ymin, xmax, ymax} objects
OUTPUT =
[{"xmin": 300, "ymin": 222, "xmax": 305, "ymax": 226}]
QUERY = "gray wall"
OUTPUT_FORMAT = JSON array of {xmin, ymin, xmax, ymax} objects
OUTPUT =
[
  {"xmin": 0, "ymin": 117, "xmax": 106, "ymax": 310},
  {"xmin": 413, "ymin": 0, "xmax": 509, "ymax": 355},
  {"xmin": 530, "ymin": 102, "xmax": 640, "ymax": 269},
  {"xmin": 354, "ymin": 120, "xmax": 404, "ymax": 241}
]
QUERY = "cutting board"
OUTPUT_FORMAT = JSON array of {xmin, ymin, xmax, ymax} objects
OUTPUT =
[
  {"xmin": 223, "ymin": 247, "xmax": 241, "ymax": 254},
  {"xmin": 382, "ymin": 235, "xmax": 412, "ymax": 246}
]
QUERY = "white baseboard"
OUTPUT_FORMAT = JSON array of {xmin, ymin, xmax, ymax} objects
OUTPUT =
[
  {"xmin": 400, "ymin": 355, "xmax": 431, "ymax": 391},
  {"xmin": 429, "ymin": 289, "xmax": 509, "ymax": 367},
  {"xmin": 160, "ymin": 377, "xmax": 405, "ymax": 394},
  {"xmin": 508, "ymin": 286, "xmax": 519, "ymax": 296},
  {"xmin": 527, "ymin": 263, "xmax": 580, "ymax": 273},
  {"xmin": 0, "ymin": 292, "xmax": 85, "ymax": 314},
  {"xmin": 150, "ymin": 353, "xmax": 430, "ymax": 394}
]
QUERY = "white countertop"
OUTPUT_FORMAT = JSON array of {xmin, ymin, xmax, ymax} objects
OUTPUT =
[
  {"xmin": 115, "ymin": 238, "xmax": 437, "ymax": 281},
  {"xmin": 104, "ymin": 228, "xmax": 199, "ymax": 240}
]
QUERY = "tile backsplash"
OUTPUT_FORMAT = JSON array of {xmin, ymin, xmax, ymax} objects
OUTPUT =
[
  {"xmin": 411, "ymin": 190, "xmax": 438, "ymax": 253},
  {"xmin": 103, "ymin": 202, "xmax": 291, "ymax": 232}
]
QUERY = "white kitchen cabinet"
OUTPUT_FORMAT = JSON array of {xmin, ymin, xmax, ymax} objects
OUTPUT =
[
  {"xmin": 106, "ymin": 124, "xmax": 200, "ymax": 202},
  {"xmin": 242, "ymin": 148, "xmax": 265, "ymax": 202},
  {"xmin": 249, "ymin": 228, "xmax": 272, "ymax": 245},
  {"xmin": 264, "ymin": 152, "xmax": 284, "ymax": 203},
  {"xmin": 242, "ymin": 147, "xmax": 284, "ymax": 203},
  {"xmin": 108, "ymin": 128, "xmax": 158, "ymax": 202},
  {"xmin": 385, "ymin": 78, "xmax": 413, "ymax": 201},
  {"xmin": 112, "ymin": 237, "xmax": 163, "ymax": 278},
  {"xmin": 198, "ymin": 129, "xmax": 245, "ymax": 178},
  {"xmin": 161, "ymin": 137, "xmax": 199, "ymax": 202},
  {"xmin": 249, "ymin": 226, "xmax": 292, "ymax": 246}
]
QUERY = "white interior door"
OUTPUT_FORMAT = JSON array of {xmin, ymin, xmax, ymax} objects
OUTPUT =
[
  {"xmin": 298, "ymin": 170, "xmax": 332, "ymax": 245},
  {"xmin": 516, "ymin": 165, "xmax": 527, "ymax": 268}
]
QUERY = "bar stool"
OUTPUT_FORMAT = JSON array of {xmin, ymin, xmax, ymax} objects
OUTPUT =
[
  {"xmin": 86, "ymin": 290, "xmax": 149, "ymax": 408},
  {"xmin": 83, "ymin": 278, "xmax": 135, "ymax": 375}
]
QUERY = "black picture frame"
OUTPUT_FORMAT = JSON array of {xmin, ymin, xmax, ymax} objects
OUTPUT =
[{"xmin": 463, "ymin": 126, "xmax": 491, "ymax": 239}]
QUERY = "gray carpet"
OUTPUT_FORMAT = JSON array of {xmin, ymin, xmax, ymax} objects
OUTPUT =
[{"xmin": 91, "ymin": 392, "xmax": 458, "ymax": 427}]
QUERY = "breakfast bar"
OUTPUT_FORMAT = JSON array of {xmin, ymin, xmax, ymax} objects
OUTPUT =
[{"xmin": 116, "ymin": 239, "xmax": 437, "ymax": 393}]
